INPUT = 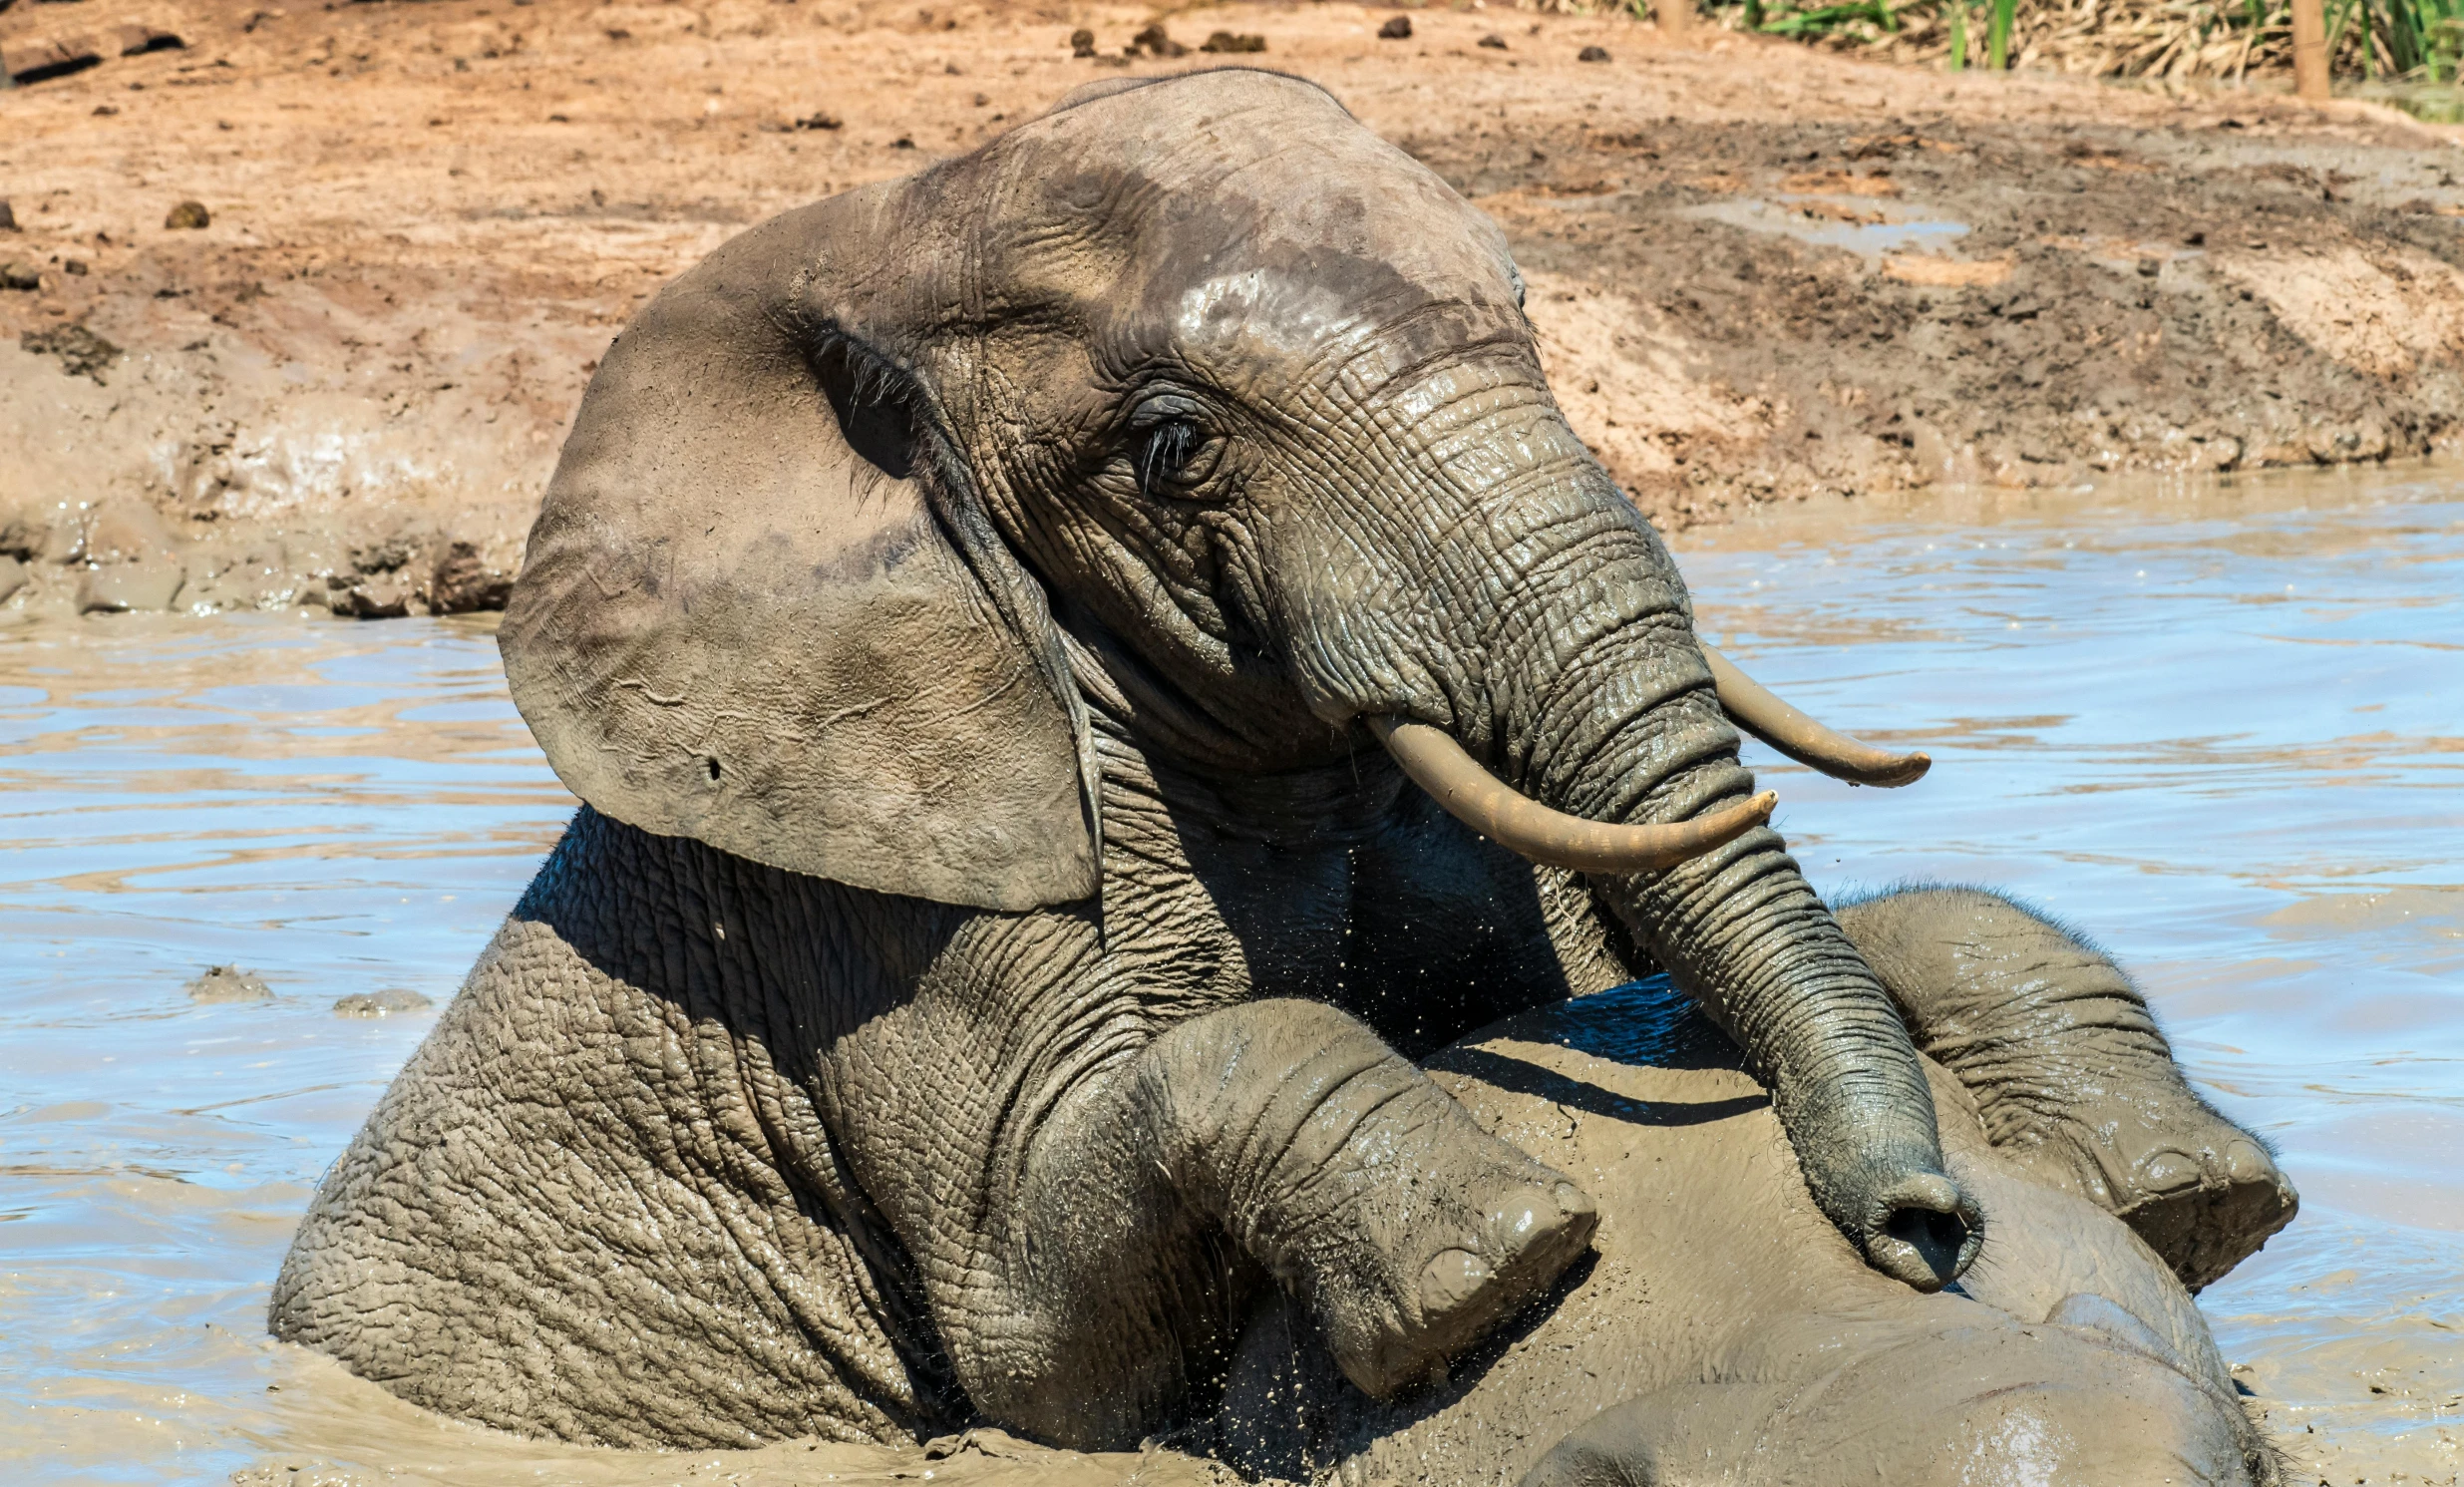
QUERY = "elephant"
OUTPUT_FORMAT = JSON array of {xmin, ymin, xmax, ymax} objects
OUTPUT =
[{"xmin": 269, "ymin": 68, "xmax": 2294, "ymax": 1476}]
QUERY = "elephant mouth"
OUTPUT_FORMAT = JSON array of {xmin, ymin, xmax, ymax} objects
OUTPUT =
[{"xmin": 1365, "ymin": 644, "xmax": 1930, "ymax": 876}]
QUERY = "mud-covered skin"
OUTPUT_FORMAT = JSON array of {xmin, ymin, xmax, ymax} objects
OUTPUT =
[
  {"xmin": 1221, "ymin": 984, "xmax": 2281, "ymax": 1487},
  {"xmin": 1836, "ymin": 886, "xmax": 2298, "ymax": 1291},
  {"xmin": 271, "ymin": 805, "xmax": 2286, "ymax": 1477},
  {"xmin": 274, "ymin": 71, "xmax": 2270, "ymax": 1462}
]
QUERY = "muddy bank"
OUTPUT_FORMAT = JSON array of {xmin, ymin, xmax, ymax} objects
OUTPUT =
[
  {"xmin": 1470, "ymin": 102, "xmax": 2464, "ymax": 521},
  {"xmin": 6, "ymin": 0, "xmax": 2464, "ymax": 616}
]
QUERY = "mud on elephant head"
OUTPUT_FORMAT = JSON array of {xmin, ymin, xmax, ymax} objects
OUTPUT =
[
  {"xmin": 504, "ymin": 68, "xmax": 1971, "ymax": 1289},
  {"xmin": 271, "ymin": 68, "xmax": 2294, "ymax": 1480}
]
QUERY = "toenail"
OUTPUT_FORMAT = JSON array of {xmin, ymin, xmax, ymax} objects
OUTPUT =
[
  {"xmin": 2137, "ymin": 1149, "xmax": 2201, "ymax": 1194},
  {"xmin": 2222, "ymin": 1140, "xmax": 2272, "ymax": 1183},
  {"xmin": 1418, "ymin": 1249, "xmax": 1491, "ymax": 1317}
]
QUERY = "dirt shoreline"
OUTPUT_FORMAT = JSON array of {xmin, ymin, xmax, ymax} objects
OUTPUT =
[{"xmin": 6, "ymin": 0, "xmax": 2464, "ymax": 622}]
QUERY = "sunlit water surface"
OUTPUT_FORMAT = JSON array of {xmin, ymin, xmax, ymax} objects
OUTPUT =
[{"xmin": 2, "ymin": 465, "xmax": 2458, "ymax": 1485}]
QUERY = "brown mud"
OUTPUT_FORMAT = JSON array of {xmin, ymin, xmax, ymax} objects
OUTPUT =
[{"xmin": 7, "ymin": 1, "xmax": 2464, "ymax": 615}]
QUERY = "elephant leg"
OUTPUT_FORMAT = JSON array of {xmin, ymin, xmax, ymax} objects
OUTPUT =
[
  {"xmin": 1834, "ymin": 886, "xmax": 2295, "ymax": 1289},
  {"xmin": 977, "ymin": 997, "xmax": 1594, "ymax": 1447}
]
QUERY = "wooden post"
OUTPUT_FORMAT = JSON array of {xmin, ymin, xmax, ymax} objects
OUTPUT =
[
  {"xmin": 2291, "ymin": 0, "xmax": 2330, "ymax": 100},
  {"xmin": 1662, "ymin": 0, "xmax": 1693, "ymax": 43}
]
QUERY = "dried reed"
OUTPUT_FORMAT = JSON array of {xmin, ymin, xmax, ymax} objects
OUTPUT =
[{"xmin": 1516, "ymin": 0, "xmax": 2464, "ymax": 83}]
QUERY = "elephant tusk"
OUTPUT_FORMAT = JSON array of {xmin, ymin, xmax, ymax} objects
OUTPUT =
[
  {"xmin": 1366, "ymin": 716, "xmax": 1776, "ymax": 875},
  {"xmin": 1698, "ymin": 643, "xmax": 1932, "ymax": 789}
]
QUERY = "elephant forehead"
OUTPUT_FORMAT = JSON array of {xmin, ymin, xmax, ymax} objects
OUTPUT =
[
  {"xmin": 980, "ymin": 73, "xmax": 1521, "ymax": 348},
  {"xmin": 1163, "ymin": 263, "xmax": 1524, "ymax": 397},
  {"xmin": 1141, "ymin": 162, "xmax": 1510, "ymax": 292},
  {"xmin": 1123, "ymin": 174, "xmax": 1517, "ymax": 320},
  {"xmin": 1012, "ymin": 69, "xmax": 1469, "ymax": 242},
  {"xmin": 1174, "ymin": 265, "xmax": 1374, "ymax": 352}
]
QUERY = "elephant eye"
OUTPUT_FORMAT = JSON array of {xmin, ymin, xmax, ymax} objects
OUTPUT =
[{"xmin": 1137, "ymin": 419, "xmax": 1210, "ymax": 497}]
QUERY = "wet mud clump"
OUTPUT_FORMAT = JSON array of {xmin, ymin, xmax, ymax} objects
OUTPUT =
[
  {"xmin": 332, "ymin": 988, "xmax": 435, "ymax": 1017},
  {"xmin": 20, "ymin": 323, "xmax": 120, "ymax": 383},
  {"xmin": 186, "ymin": 965, "xmax": 273, "ymax": 1004}
]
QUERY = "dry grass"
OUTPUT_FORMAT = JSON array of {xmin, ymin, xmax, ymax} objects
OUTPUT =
[{"xmin": 1775, "ymin": 0, "xmax": 2435, "ymax": 82}]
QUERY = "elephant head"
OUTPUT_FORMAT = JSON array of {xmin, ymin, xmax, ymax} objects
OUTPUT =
[{"xmin": 501, "ymin": 70, "xmax": 1976, "ymax": 1290}]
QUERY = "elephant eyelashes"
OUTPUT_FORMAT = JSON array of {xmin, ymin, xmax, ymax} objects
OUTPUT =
[
  {"xmin": 1137, "ymin": 419, "xmax": 1210, "ymax": 498},
  {"xmin": 810, "ymin": 338, "xmax": 918, "ymax": 480}
]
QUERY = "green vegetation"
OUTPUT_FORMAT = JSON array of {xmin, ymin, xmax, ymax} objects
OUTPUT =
[{"xmin": 1627, "ymin": 0, "xmax": 2464, "ymax": 80}]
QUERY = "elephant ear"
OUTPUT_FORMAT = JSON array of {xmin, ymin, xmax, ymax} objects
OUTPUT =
[{"xmin": 501, "ymin": 192, "xmax": 1099, "ymax": 913}]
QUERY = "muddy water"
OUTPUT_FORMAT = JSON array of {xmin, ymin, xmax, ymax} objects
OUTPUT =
[
  {"xmin": 1, "ymin": 468, "xmax": 2458, "ymax": 1486},
  {"xmin": 1677, "ymin": 466, "xmax": 2464, "ymax": 1485}
]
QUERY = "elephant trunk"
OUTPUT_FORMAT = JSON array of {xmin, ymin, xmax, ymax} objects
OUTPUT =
[
  {"xmin": 1501, "ymin": 603, "xmax": 1975, "ymax": 1289},
  {"xmin": 1267, "ymin": 367, "xmax": 1972, "ymax": 1285},
  {"xmin": 1606, "ymin": 818, "xmax": 1976, "ymax": 1287},
  {"xmin": 1303, "ymin": 387, "xmax": 1975, "ymax": 1287}
]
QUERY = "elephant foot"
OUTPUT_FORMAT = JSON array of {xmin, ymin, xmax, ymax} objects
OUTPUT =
[
  {"xmin": 1131, "ymin": 999, "xmax": 1599, "ymax": 1412},
  {"xmin": 1837, "ymin": 886, "xmax": 2297, "ymax": 1292},
  {"xmin": 1316, "ymin": 1169, "xmax": 1596, "ymax": 1400},
  {"xmin": 2002, "ymin": 1083, "xmax": 2296, "ymax": 1292}
]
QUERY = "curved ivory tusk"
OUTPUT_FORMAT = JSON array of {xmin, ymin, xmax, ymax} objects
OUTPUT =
[
  {"xmin": 1366, "ymin": 716, "xmax": 1777, "ymax": 875},
  {"xmin": 1698, "ymin": 644, "xmax": 1933, "ymax": 789}
]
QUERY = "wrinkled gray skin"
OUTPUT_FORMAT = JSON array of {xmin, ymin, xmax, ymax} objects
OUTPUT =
[{"xmin": 271, "ymin": 71, "xmax": 2291, "ymax": 1471}]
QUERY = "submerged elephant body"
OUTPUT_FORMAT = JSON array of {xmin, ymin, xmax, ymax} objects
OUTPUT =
[
  {"xmin": 273, "ymin": 69, "xmax": 2293, "ymax": 1480},
  {"xmin": 1225, "ymin": 982, "xmax": 2272, "ymax": 1485}
]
